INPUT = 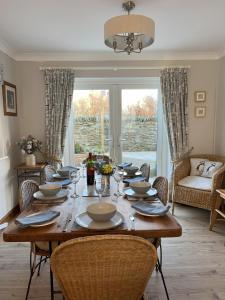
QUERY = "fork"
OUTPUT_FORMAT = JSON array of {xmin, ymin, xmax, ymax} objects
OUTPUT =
[
  {"xmin": 129, "ymin": 214, "xmax": 135, "ymax": 230},
  {"xmin": 62, "ymin": 213, "xmax": 73, "ymax": 232}
]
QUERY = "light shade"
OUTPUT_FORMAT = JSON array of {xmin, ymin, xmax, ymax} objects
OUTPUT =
[{"xmin": 104, "ymin": 14, "xmax": 155, "ymax": 51}]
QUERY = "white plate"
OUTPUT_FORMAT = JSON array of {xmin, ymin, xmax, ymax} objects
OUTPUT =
[
  {"xmin": 134, "ymin": 210, "xmax": 161, "ymax": 217},
  {"xmin": 33, "ymin": 190, "xmax": 68, "ymax": 200},
  {"xmin": 121, "ymin": 171, "xmax": 142, "ymax": 178},
  {"xmin": 75, "ymin": 211, "xmax": 124, "ymax": 230},
  {"xmin": 24, "ymin": 213, "xmax": 58, "ymax": 227},
  {"xmin": 124, "ymin": 188, "xmax": 157, "ymax": 199},
  {"xmin": 53, "ymin": 173, "xmax": 69, "ymax": 179}
]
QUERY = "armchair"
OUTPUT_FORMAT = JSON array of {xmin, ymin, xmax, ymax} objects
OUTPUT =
[{"xmin": 172, "ymin": 154, "xmax": 225, "ymax": 229}]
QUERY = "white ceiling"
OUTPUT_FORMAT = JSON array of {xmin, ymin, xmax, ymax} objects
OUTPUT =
[{"xmin": 0, "ymin": 0, "xmax": 225, "ymax": 60}]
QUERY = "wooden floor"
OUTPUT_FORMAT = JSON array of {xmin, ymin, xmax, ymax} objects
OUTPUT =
[{"xmin": 0, "ymin": 204, "xmax": 224, "ymax": 300}]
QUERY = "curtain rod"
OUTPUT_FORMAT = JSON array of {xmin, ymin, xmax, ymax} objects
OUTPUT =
[{"xmin": 39, "ymin": 65, "xmax": 191, "ymax": 71}]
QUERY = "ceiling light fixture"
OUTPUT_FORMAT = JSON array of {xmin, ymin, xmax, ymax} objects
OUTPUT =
[{"xmin": 104, "ymin": 1, "xmax": 155, "ymax": 55}]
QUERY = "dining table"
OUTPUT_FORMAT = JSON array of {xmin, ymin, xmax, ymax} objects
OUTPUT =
[{"xmin": 3, "ymin": 175, "xmax": 182, "ymax": 300}]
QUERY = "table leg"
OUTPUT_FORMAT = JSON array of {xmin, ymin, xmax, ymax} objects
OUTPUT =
[
  {"xmin": 156, "ymin": 257, "xmax": 170, "ymax": 300},
  {"xmin": 153, "ymin": 239, "xmax": 169, "ymax": 300},
  {"xmin": 209, "ymin": 197, "xmax": 223, "ymax": 231}
]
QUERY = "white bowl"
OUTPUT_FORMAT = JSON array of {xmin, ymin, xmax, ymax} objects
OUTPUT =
[
  {"xmin": 130, "ymin": 181, "xmax": 151, "ymax": 194},
  {"xmin": 123, "ymin": 166, "xmax": 139, "ymax": 176},
  {"xmin": 39, "ymin": 183, "xmax": 61, "ymax": 196},
  {"xmin": 87, "ymin": 202, "xmax": 117, "ymax": 222}
]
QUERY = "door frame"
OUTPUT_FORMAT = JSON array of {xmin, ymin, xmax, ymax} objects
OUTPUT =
[{"xmin": 66, "ymin": 77, "xmax": 169, "ymax": 177}]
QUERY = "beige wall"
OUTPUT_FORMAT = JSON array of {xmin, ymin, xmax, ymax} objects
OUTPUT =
[
  {"xmin": 0, "ymin": 50, "xmax": 20, "ymax": 219},
  {"xmin": 0, "ymin": 56, "xmax": 221, "ymax": 217},
  {"xmin": 17, "ymin": 59, "xmax": 218, "ymax": 155},
  {"xmin": 215, "ymin": 56, "xmax": 225, "ymax": 155}
]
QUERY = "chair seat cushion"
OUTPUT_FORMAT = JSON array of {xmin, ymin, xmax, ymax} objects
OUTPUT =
[{"xmin": 178, "ymin": 176, "xmax": 212, "ymax": 191}]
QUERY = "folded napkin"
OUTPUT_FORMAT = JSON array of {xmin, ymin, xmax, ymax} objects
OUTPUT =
[
  {"xmin": 47, "ymin": 179, "xmax": 72, "ymax": 186},
  {"xmin": 15, "ymin": 211, "xmax": 60, "ymax": 227},
  {"xmin": 131, "ymin": 201, "xmax": 170, "ymax": 216},
  {"xmin": 123, "ymin": 176, "xmax": 146, "ymax": 184},
  {"xmin": 117, "ymin": 162, "xmax": 132, "ymax": 169}
]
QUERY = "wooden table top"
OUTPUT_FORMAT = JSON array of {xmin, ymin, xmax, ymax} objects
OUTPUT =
[
  {"xmin": 3, "ymin": 177, "xmax": 182, "ymax": 242},
  {"xmin": 16, "ymin": 162, "xmax": 46, "ymax": 170}
]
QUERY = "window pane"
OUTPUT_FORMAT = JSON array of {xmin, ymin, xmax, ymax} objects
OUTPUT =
[
  {"xmin": 121, "ymin": 89, "xmax": 158, "ymax": 176},
  {"xmin": 73, "ymin": 90, "xmax": 110, "ymax": 165}
]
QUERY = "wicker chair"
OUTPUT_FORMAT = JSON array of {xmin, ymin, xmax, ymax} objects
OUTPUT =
[
  {"xmin": 151, "ymin": 177, "xmax": 168, "ymax": 275},
  {"xmin": 44, "ymin": 164, "xmax": 56, "ymax": 182},
  {"xmin": 152, "ymin": 176, "xmax": 168, "ymax": 206},
  {"xmin": 19, "ymin": 179, "xmax": 50, "ymax": 260},
  {"xmin": 140, "ymin": 163, "xmax": 150, "ymax": 182},
  {"xmin": 20, "ymin": 180, "xmax": 55, "ymax": 299},
  {"xmin": 20, "ymin": 179, "xmax": 39, "ymax": 211},
  {"xmin": 173, "ymin": 154, "xmax": 225, "ymax": 228},
  {"xmin": 51, "ymin": 235, "xmax": 157, "ymax": 300}
]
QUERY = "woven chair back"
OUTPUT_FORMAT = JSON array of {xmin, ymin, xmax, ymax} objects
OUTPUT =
[
  {"xmin": 140, "ymin": 163, "xmax": 150, "ymax": 182},
  {"xmin": 189, "ymin": 154, "xmax": 225, "ymax": 163},
  {"xmin": 51, "ymin": 235, "xmax": 157, "ymax": 300},
  {"xmin": 152, "ymin": 176, "xmax": 168, "ymax": 205},
  {"xmin": 44, "ymin": 165, "xmax": 56, "ymax": 182},
  {"xmin": 20, "ymin": 180, "xmax": 39, "ymax": 211}
]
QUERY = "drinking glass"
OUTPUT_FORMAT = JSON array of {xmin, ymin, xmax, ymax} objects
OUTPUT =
[
  {"xmin": 95, "ymin": 176, "xmax": 106, "ymax": 202},
  {"xmin": 71, "ymin": 171, "xmax": 80, "ymax": 198},
  {"xmin": 80, "ymin": 162, "xmax": 86, "ymax": 178},
  {"xmin": 113, "ymin": 169, "xmax": 124, "ymax": 198}
]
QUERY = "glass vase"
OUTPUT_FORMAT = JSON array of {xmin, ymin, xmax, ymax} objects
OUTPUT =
[{"xmin": 25, "ymin": 154, "xmax": 36, "ymax": 166}]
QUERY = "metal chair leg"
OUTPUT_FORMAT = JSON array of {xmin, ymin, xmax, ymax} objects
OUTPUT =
[
  {"xmin": 49, "ymin": 242, "xmax": 54, "ymax": 300},
  {"xmin": 37, "ymin": 256, "xmax": 42, "ymax": 276},
  {"xmin": 159, "ymin": 240, "xmax": 162, "ymax": 268},
  {"xmin": 25, "ymin": 256, "xmax": 46, "ymax": 300},
  {"xmin": 29, "ymin": 246, "xmax": 32, "ymax": 272},
  {"xmin": 157, "ymin": 258, "xmax": 170, "ymax": 300}
]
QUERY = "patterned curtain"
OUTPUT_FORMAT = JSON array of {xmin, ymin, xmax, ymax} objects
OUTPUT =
[
  {"xmin": 160, "ymin": 68, "xmax": 189, "ymax": 162},
  {"xmin": 44, "ymin": 69, "xmax": 75, "ymax": 166}
]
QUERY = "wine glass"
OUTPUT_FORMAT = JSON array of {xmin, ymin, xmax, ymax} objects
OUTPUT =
[
  {"xmin": 71, "ymin": 171, "xmax": 80, "ymax": 198},
  {"xmin": 95, "ymin": 176, "xmax": 106, "ymax": 202},
  {"xmin": 113, "ymin": 168, "xmax": 124, "ymax": 198}
]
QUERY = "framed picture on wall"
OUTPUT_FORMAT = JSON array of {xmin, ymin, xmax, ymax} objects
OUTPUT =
[
  {"xmin": 195, "ymin": 91, "xmax": 206, "ymax": 102},
  {"xmin": 195, "ymin": 106, "xmax": 206, "ymax": 118},
  {"xmin": 2, "ymin": 81, "xmax": 17, "ymax": 116}
]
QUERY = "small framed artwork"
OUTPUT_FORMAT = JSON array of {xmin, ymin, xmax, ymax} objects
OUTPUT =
[
  {"xmin": 2, "ymin": 81, "xmax": 17, "ymax": 116},
  {"xmin": 195, "ymin": 106, "xmax": 206, "ymax": 118},
  {"xmin": 195, "ymin": 91, "xmax": 206, "ymax": 102}
]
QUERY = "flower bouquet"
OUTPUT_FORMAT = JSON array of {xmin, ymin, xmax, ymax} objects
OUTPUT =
[
  {"xmin": 17, "ymin": 135, "xmax": 42, "ymax": 166},
  {"xmin": 99, "ymin": 163, "xmax": 113, "ymax": 189},
  {"xmin": 18, "ymin": 135, "xmax": 42, "ymax": 154},
  {"xmin": 99, "ymin": 163, "xmax": 113, "ymax": 176}
]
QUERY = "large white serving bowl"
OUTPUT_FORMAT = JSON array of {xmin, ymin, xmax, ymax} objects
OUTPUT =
[
  {"xmin": 130, "ymin": 181, "xmax": 151, "ymax": 194},
  {"xmin": 39, "ymin": 183, "xmax": 61, "ymax": 196},
  {"xmin": 123, "ymin": 166, "xmax": 139, "ymax": 176},
  {"xmin": 87, "ymin": 202, "xmax": 117, "ymax": 222}
]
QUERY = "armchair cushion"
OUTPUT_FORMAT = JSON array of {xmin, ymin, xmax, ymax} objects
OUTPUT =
[
  {"xmin": 190, "ymin": 158, "xmax": 208, "ymax": 176},
  {"xmin": 201, "ymin": 161, "xmax": 223, "ymax": 178},
  {"xmin": 178, "ymin": 175, "xmax": 212, "ymax": 191}
]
